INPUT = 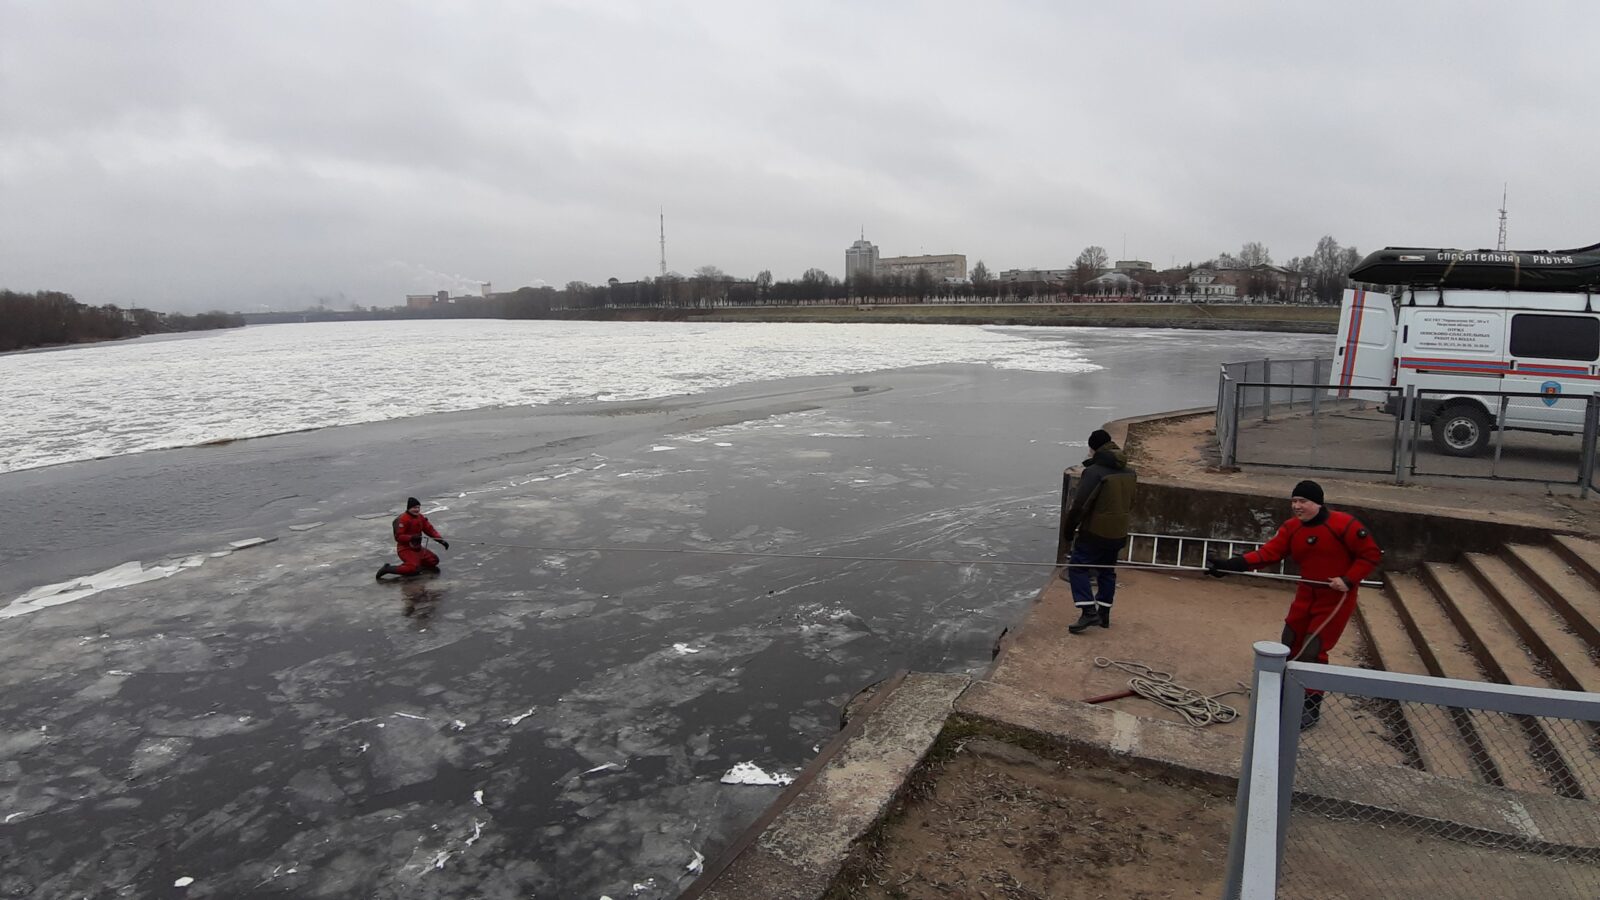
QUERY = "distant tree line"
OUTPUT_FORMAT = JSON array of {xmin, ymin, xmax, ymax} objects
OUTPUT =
[
  {"xmin": 248, "ymin": 234, "xmax": 1377, "ymax": 327},
  {"xmin": 0, "ymin": 290, "xmax": 245, "ymax": 352}
]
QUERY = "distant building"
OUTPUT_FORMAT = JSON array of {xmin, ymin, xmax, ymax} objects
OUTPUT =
[
  {"xmin": 405, "ymin": 294, "xmax": 437, "ymax": 310},
  {"xmin": 878, "ymin": 253, "xmax": 967, "ymax": 281},
  {"xmin": 999, "ymin": 268, "xmax": 1072, "ymax": 285},
  {"xmin": 845, "ymin": 236, "xmax": 880, "ymax": 281},
  {"xmin": 1186, "ymin": 268, "xmax": 1237, "ymax": 298},
  {"xmin": 1114, "ymin": 259, "xmax": 1153, "ymax": 273}
]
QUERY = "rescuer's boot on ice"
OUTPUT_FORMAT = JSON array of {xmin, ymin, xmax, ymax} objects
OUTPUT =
[
  {"xmin": 376, "ymin": 564, "xmax": 400, "ymax": 581},
  {"xmin": 1068, "ymin": 608, "xmax": 1101, "ymax": 634}
]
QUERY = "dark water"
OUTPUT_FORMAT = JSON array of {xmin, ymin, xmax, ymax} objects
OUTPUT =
[{"xmin": 0, "ymin": 327, "xmax": 1326, "ymax": 898}]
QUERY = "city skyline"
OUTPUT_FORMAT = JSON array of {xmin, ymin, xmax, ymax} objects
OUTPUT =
[{"xmin": 4, "ymin": 2, "xmax": 1597, "ymax": 312}]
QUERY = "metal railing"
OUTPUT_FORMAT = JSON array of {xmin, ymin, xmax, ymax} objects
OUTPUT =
[
  {"xmin": 1216, "ymin": 363, "xmax": 1600, "ymax": 495},
  {"xmin": 1224, "ymin": 641, "xmax": 1600, "ymax": 899}
]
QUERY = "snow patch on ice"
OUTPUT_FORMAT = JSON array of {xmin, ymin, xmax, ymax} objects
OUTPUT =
[
  {"xmin": 720, "ymin": 761, "xmax": 794, "ymax": 786},
  {"xmin": 2, "ymin": 559, "xmax": 197, "ymax": 619}
]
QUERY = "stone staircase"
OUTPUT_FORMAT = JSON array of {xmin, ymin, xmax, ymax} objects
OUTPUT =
[{"xmin": 1354, "ymin": 535, "xmax": 1600, "ymax": 800}]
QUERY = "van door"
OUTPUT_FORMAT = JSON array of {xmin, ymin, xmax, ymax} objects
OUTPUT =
[
  {"xmin": 1501, "ymin": 312, "xmax": 1600, "ymax": 432},
  {"xmin": 1330, "ymin": 289, "xmax": 1395, "ymax": 400}
]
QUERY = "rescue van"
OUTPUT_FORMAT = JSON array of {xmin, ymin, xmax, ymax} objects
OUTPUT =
[{"xmin": 1331, "ymin": 287, "xmax": 1600, "ymax": 456}]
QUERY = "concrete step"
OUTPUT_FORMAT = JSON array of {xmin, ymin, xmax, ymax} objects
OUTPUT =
[
  {"xmin": 1359, "ymin": 580, "xmax": 1479, "ymax": 778},
  {"xmin": 1388, "ymin": 571, "xmax": 1553, "ymax": 794},
  {"xmin": 1504, "ymin": 543, "xmax": 1600, "ymax": 658},
  {"xmin": 1465, "ymin": 552, "xmax": 1600, "ymax": 697},
  {"xmin": 1549, "ymin": 534, "xmax": 1600, "ymax": 594},
  {"xmin": 1432, "ymin": 560, "xmax": 1600, "ymax": 800}
]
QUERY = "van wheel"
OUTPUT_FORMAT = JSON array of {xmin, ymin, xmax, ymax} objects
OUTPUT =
[{"xmin": 1431, "ymin": 405, "xmax": 1490, "ymax": 457}]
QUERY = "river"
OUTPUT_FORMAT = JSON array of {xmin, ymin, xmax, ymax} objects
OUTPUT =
[{"xmin": 0, "ymin": 321, "xmax": 1327, "ymax": 898}]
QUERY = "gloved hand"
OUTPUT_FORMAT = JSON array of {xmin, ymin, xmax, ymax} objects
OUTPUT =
[
  {"xmin": 436, "ymin": 539, "xmax": 450, "ymax": 551},
  {"xmin": 1207, "ymin": 556, "xmax": 1248, "ymax": 578}
]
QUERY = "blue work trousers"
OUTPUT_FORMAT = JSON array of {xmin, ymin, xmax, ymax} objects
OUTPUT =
[{"xmin": 1068, "ymin": 536, "xmax": 1125, "ymax": 610}]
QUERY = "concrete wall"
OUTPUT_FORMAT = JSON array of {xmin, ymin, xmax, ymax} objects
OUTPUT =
[{"xmin": 1125, "ymin": 478, "xmax": 1565, "ymax": 569}]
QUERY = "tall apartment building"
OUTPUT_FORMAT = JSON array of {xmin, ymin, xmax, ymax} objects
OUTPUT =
[
  {"xmin": 877, "ymin": 254, "xmax": 968, "ymax": 281},
  {"xmin": 845, "ymin": 236, "xmax": 880, "ymax": 281}
]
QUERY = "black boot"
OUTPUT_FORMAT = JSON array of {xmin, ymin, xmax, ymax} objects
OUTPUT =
[
  {"xmin": 1068, "ymin": 608, "xmax": 1101, "ymax": 634},
  {"xmin": 1099, "ymin": 607, "xmax": 1111, "ymax": 629},
  {"xmin": 1300, "ymin": 693, "xmax": 1323, "ymax": 731},
  {"xmin": 376, "ymin": 564, "xmax": 399, "ymax": 581}
]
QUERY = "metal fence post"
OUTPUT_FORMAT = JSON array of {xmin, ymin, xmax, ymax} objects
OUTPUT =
[
  {"xmin": 1262, "ymin": 358, "xmax": 1272, "ymax": 422},
  {"xmin": 1225, "ymin": 381, "xmax": 1242, "ymax": 467},
  {"xmin": 1393, "ymin": 386, "xmax": 1415, "ymax": 484},
  {"xmin": 1224, "ymin": 641, "xmax": 1290, "ymax": 900},
  {"xmin": 1216, "ymin": 367, "xmax": 1227, "ymax": 435},
  {"xmin": 1581, "ymin": 393, "xmax": 1600, "ymax": 498},
  {"xmin": 1491, "ymin": 394, "xmax": 1509, "ymax": 478},
  {"xmin": 1274, "ymin": 669, "xmax": 1306, "ymax": 883}
]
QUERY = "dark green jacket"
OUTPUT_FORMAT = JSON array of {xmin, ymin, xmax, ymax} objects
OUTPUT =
[{"xmin": 1067, "ymin": 441, "xmax": 1138, "ymax": 542}]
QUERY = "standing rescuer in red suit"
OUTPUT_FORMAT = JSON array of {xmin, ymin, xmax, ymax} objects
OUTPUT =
[
  {"xmin": 1206, "ymin": 480, "xmax": 1382, "ymax": 730},
  {"xmin": 377, "ymin": 497, "xmax": 450, "ymax": 580}
]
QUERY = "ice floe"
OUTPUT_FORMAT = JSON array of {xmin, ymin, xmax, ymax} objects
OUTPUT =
[
  {"xmin": 1, "ymin": 559, "xmax": 199, "ymax": 619},
  {"xmin": 719, "ymin": 761, "xmax": 795, "ymax": 786}
]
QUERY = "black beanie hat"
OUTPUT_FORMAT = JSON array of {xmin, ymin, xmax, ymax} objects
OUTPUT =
[
  {"xmin": 1088, "ymin": 429, "xmax": 1113, "ymax": 451},
  {"xmin": 1291, "ymin": 480, "xmax": 1324, "ymax": 506},
  {"xmin": 406, "ymin": 496, "xmax": 422, "ymax": 510}
]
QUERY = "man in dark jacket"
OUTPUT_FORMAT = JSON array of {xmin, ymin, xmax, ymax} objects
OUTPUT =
[{"xmin": 1060, "ymin": 429, "xmax": 1138, "ymax": 633}]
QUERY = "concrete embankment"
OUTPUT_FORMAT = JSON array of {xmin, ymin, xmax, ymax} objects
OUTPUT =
[{"xmin": 684, "ymin": 404, "xmax": 1599, "ymax": 898}]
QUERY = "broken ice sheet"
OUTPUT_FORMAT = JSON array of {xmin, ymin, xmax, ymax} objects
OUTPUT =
[
  {"xmin": 720, "ymin": 762, "xmax": 794, "ymax": 786},
  {"xmin": 686, "ymin": 850, "xmax": 704, "ymax": 874},
  {"xmin": 581, "ymin": 762, "xmax": 624, "ymax": 776},
  {"xmin": 671, "ymin": 643, "xmax": 700, "ymax": 655},
  {"xmin": 2, "ymin": 559, "xmax": 195, "ymax": 619}
]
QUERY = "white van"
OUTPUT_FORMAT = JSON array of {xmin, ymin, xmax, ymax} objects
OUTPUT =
[{"xmin": 1330, "ymin": 287, "xmax": 1600, "ymax": 456}]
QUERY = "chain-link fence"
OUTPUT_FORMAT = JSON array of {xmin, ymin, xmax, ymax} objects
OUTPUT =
[
  {"xmin": 1216, "ymin": 359, "xmax": 1600, "ymax": 493},
  {"xmin": 1225, "ymin": 642, "xmax": 1600, "ymax": 899}
]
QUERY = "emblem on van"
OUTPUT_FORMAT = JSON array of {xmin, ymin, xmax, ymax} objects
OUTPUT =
[{"xmin": 1541, "ymin": 381, "xmax": 1562, "ymax": 406}]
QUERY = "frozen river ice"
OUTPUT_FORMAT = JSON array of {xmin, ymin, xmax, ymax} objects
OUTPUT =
[
  {"xmin": 0, "ymin": 322, "xmax": 1328, "ymax": 898},
  {"xmin": 0, "ymin": 319, "xmax": 1108, "ymax": 475}
]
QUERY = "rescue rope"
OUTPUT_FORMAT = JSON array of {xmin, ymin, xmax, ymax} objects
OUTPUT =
[
  {"xmin": 448, "ymin": 538, "xmax": 1352, "ymax": 585},
  {"xmin": 1092, "ymin": 657, "xmax": 1248, "ymax": 727}
]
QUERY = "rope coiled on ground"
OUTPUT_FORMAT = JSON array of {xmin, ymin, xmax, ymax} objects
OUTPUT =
[{"xmin": 1093, "ymin": 656, "xmax": 1248, "ymax": 727}]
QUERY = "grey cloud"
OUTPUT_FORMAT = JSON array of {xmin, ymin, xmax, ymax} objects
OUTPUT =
[{"xmin": 3, "ymin": 1, "xmax": 1599, "ymax": 310}]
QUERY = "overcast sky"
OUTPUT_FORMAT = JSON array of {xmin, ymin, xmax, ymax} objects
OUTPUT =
[{"xmin": 3, "ymin": 1, "xmax": 1597, "ymax": 312}]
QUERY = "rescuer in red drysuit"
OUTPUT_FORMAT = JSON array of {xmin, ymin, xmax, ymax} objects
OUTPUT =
[
  {"xmin": 377, "ymin": 497, "xmax": 450, "ymax": 580},
  {"xmin": 1207, "ymin": 480, "xmax": 1383, "ymax": 729}
]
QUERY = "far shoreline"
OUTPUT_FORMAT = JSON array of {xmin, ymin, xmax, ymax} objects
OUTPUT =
[
  {"xmin": 686, "ymin": 301, "xmax": 1337, "ymax": 333},
  {"xmin": 239, "ymin": 302, "xmax": 1341, "ymax": 334}
]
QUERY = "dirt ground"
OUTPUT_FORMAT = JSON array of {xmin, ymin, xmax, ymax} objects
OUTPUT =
[{"xmin": 828, "ymin": 737, "xmax": 1233, "ymax": 900}]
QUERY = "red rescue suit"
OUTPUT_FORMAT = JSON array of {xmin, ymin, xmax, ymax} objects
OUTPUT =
[
  {"xmin": 1244, "ymin": 508, "xmax": 1382, "ymax": 671},
  {"xmin": 392, "ymin": 511, "xmax": 444, "ymax": 575}
]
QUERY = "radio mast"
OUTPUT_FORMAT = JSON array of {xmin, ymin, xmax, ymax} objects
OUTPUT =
[
  {"xmin": 659, "ymin": 208, "xmax": 668, "ymax": 276},
  {"xmin": 1496, "ymin": 184, "xmax": 1508, "ymax": 252}
]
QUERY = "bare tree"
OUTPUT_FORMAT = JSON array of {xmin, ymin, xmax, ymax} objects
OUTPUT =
[
  {"xmin": 971, "ymin": 260, "xmax": 991, "ymax": 286},
  {"xmin": 1074, "ymin": 246, "xmax": 1108, "ymax": 291},
  {"xmin": 1239, "ymin": 242, "xmax": 1272, "ymax": 267},
  {"xmin": 692, "ymin": 265, "xmax": 727, "ymax": 280}
]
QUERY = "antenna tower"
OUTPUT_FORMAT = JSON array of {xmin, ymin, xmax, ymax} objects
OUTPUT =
[
  {"xmin": 659, "ymin": 208, "xmax": 667, "ymax": 276},
  {"xmin": 1496, "ymin": 184, "xmax": 1508, "ymax": 252}
]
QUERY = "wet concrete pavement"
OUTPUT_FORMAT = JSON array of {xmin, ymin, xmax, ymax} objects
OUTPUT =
[{"xmin": 0, "ymin": 329, "xmax": 1327, "ymax": 898}]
